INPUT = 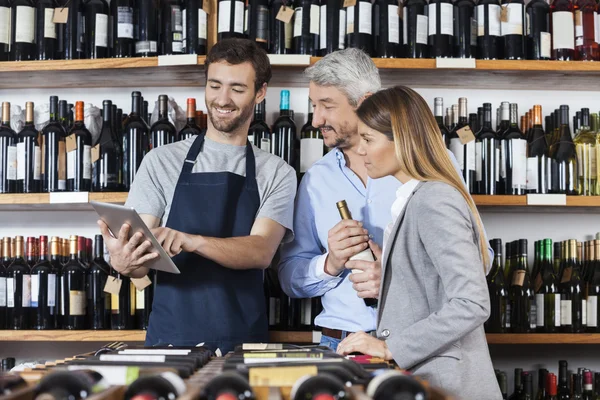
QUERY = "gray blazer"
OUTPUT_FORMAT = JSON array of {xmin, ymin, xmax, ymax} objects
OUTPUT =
[{"xmin": 377, "ymin": 181, "xmax": 501, "ymax": 400}]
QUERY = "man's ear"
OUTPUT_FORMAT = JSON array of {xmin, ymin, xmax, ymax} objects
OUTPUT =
[
  {"xmin": 256, "ymin": 83, "xmax": 268, "ymax": 104},
  {"xmin": 357, "ymin": 92, "xmax": 374, "ymax": 107}
]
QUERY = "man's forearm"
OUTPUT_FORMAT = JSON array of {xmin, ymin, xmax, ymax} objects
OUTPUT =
[{"xmin": 191, "ymin": 235, "xmax": 276, "ymax": 270}]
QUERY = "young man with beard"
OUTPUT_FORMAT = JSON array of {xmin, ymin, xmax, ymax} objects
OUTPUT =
[
  {"xmin": 98, "ymin": 39, "xmax": 297, "ymax": 353},
  {"xmin": 278, "ymin": 48, "xmax": 492, "ymax": 351}
]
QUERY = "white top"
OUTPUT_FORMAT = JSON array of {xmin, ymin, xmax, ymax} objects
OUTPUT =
[{"xmin": 382, "ymin": 179, "xmax": 421, "ymax": 263}]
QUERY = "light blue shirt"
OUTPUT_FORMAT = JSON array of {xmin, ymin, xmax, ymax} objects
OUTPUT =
[{"xmin": 278, "ymin": 148, "xmax": 491, "ymax": 333}]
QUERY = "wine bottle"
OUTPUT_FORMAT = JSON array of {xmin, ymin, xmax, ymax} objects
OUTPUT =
[
  {"xmin": 93, "ymin": 100, "xmax": 123, "ymax": 192},
  {"xmin": 551, "ymin": 0, "xmax": 575, "ymax": 60},
  {"xmin": 270, "ymin": 0, "xmax": 294, "ymax": 54},
  {"xmin": 534, "ymin": 239, "xmax": 560, "ymax": 333},
  {"xmin": 124, "ymin": 372, "xmax": 187, "ymax": 400},
  {"xmin": 183, "ymin": 0, "xmax": 208, "ymax": 55},
  {"xmin": 31, "ymin": 236, "xmax": 57, "ymax": 330},
  {"xmin": 123, "ymin": 92, "xmax": 150, "ymax": 190},
  {"xmin": 454, "ymin": 0, "xmax": 477, "ymax": 58},
  {"xmin": 449, "ymin": 97, "xmax": 476, "ymax": 194},
  {"xmin": 11, "ymin": 0, "xmax": 36, "ymax": 61},
  {"xmin": 35, "ymin": 370, "xmax": 107, "ymax": 400},
  {"xmin": 476, "ymin": 103, "xmax": 498, "ymax": 195},
  {"xmin": 337, "ymin": 200, "xmax": 378, "ymax": 308},
  {"xmin": 526, "ymin": 0, "xmax": 551, "ymax": 59},
  {"xmin": 87, "ymin": 235, "xmax": 110, "ymax": 330},
  {"xmin": 7, "ymin": 236, "xmax": 31, "ymax": 330},
  {"xmin": 428, "ymin": 0, "xmax": 453, "ymax": 58},
  {"xmin": 202, "ymin": 372, "xmax": 255, "ymax": 400},
  {"xmin": 500, "ymin": 0, "xmax": 525, "ymax": 59},
  {"xmin": 557, "ymin": 360, "xmax": 570, "ymax": 399},
  {"xmin": 0, "ymin": 239, "xmax": 7, "ymax": 329},
  {"xmin": 291, "ymin": 373, "xmax": 350, "ymax": 400},
  {"xmin": 246, "ymin": 0, "xmax": 270, "ymax": 51},
  {"xmin": 249, "ymin": 100, "xmax": 271, "ymax": 150},
  {"xmin": 42, "ymin": 96, "xmax": 67, "ymax": 193},
  {"xmin": 477, "ymin": 0, "xmax": 503, "ymax": 59},
  {"xmin": 527, "ymin": 105, "xmax": 549, "ymax": 194},
  {"xmin": 469, "ymin": 112, "xmax": 479, "ymax": 135},
  {"xmin": 522, "ymin": 372, "xmax": 534, "ymax": 400},
  {"xmin": 62, "ymin": 235, "xmax": 87, "ymax": 330},
  {"xmin": 293, "ymin": 0, "xmax": 320, "ymax": 55},
  {"xmin": 48, "ymin": 236, "xmax": 62, "ymax": 329},
  {"xmin": 66, "ymin": 101, "xmax": 92, "ymax": 192},
  {"xmin": 218, "ymin": 0, "xmax": 246, "ymax": 40},
  {"xmin": 434, "ymin": 98, "xmax": 450, "ymax": 148},
  {"xmin": 549, "ymin": 105, "xmax": 577, "ymax": 195},
  {"xmin": 537, "ymin": 369, "xmax": 548, "ymax": 400},
  {"xmin": 272, "ymin": 90, "xmax": 298, "ymax": 170},
  {"xmin": 78, "ymin": 236, "xmax": 89, "ymax": 267},
  {"xmin": 574, "ymin": 0, "xmax": 598, "ymax": 60},
  {"xmin": 374, "ymin": 0, "xmax": 401, "ymax": 58},
  {"xmin": 160, "ymin": 0, "xmax": 184, "ymax": 55},
  {"xmin": 84, "ymin": 0, "xmax": 110, "ymax": 59},
  {"xmin": 136, "ymin": 0, "xmax": 159, "ymax": 56},
  {"xmin": 111, "ymin": 0, "xmax": 134, "ymax": 58},
  {"xmin": 36, "ymin": 0, "xmax": 58, "ymax": 60},
  {"xmin": 16, "ymin": 101, "xmax": 41, "ymax": 194},
  {"xmin": 509, "ymin": 239, "xmax": 533, "ymax": 333},
  {"xmin": 485, "ymin": 239, "xmax": 507, "ymax": 333},
  {"xmin": 0, "ymin": 102, "xmax": 17, "ymax": 194},
  {"xmin": 509, "ymin": 368, "xmax": 524, "ymax": 400},
  {"xmin": 0, "ymin": 0, "xmax": 9, "ymax": 61},
  {"xmin": 319, "ymin": 0, "xmax": 346, "ymax": 56},
  {"xmin": 345, "ymin": 0, "xmax": 374, "ymax": 56},
  {"xmin": 110, "ymin": 271, "xmax": 132, "ymax": 330},
  {"xmin": 583, "ymin": 371, "xmax": 594, "ymax": 399},
  {"xmin": 57, "ymin": 0, "xmax": 84, "ymax": 60},
  {"xmin": 574, "ymin": 108, "xmax": 596, "ymax": 196},
  {"xmin": 403, "ymin": 0, "xmax": 428, "ymax": 58},
  {"xmin": 546, "ymin": 372, "xmax": 558, "ymax": 400},
  {"xmin": 179, "ymin": 99, "xmax": 202, "ymax": 141},
  {"xmin": 587, "ymin": 240, "xmax": 600, "ymax": 332},
  {"xmin": 500, "ymin": 103, "xmax": 527, "ymax": 195},
  {"xmin": 150, "ymin": 95, "xmax": 178, "ymax": 149},
  {"xmin": 300, "ymin": 99, "xmax": 324, "ymax": 175},
  {"xmin": 134, "ymin": 272, "xmax": 153, "ymax": 330}
]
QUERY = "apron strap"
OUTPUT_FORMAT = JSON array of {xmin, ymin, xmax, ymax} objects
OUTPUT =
[
  {"xmin": 182, "ymin": 134, "xmax": 206, "ymax": 174},
  {"xmin": 245, "ymin": 141, "xmax": 258, "ymax": 191}
]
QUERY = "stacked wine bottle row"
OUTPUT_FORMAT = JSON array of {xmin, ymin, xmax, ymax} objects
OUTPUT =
[
  {"xmin": 485, "ymin": 235, "xmax": 600, "ymax": 334},
  {"xmin": 436, "ymin": 98, "xmax": 599, "ymax": 196},
  {"xmin": 0, "ymin": 234, "xmax": 153, "ymax": 331},
  {"xmin": 497, "ymin": 360, "xmax": 600, "ymax": 400}
]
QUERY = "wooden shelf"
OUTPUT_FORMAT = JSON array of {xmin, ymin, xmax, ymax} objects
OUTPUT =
[
  {"xmin": 486, "ymin": 334, "xmax": 600, "ymax": 344},
  {"xmin": 0, "ymin": 192, "xmax": 127, "ymax": 210},
  {"xmin": 473, "ymin": 195, "xmax": 600, "ymax": 212}
]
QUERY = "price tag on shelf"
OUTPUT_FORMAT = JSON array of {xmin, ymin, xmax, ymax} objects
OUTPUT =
[
  {"xmin": 104, "ymin": 276, "xmax": 122, "ymax": 295},
  {"xmin": 276, "ymin": 6, "xmax": 294, "ymax": 24},
  {"xmin": 53, "ymin": 8, "xmax": 69, "ymax": 24},
  {"xmin": 435, "ymin": 58, "xmax": 476, "ymax": 69},
  {"xmin": 131, "ymin": 276, "xmax": 152, "ymax": 291},
  {"xmin": 157, "ymin": 54, "xmax": 198, "ymax": 67},
  {"xmin": 49, "ymin": 192, "xmax": 89, "ymax": 204},
  {"xmin": 526, "ymin": 194, "xmax": 567, "ymax": 206},
  {"xmin": 457, "ymin": 126, "xmax": 476, "ymax": 145}
]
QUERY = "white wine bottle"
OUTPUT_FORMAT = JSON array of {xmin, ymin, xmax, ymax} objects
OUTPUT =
[{"xmin": 336, "ymin": 200, "xmax": 377, "ymax": 308}]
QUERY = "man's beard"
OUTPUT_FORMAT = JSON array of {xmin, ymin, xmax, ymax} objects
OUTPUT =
[
  {"xmin": 322, "ymin": 124, "xmax": 354, "ymax": 149},
  {"xmin": 207, "ymin": 101, "xmax": 254, "ymax": 134}
]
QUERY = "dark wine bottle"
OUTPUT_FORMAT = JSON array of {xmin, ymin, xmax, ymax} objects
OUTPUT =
[
  {"xmin": 509, "ymin": 239, "xmax": 533, "ymax": 333},
  {"xmin": 374, "ymin": 0, "xmax": 401, "ymax": 57},
  {"xmin": 453, "ymin": 0, "xmax": 477, "ymax": 58},
  {"xmin": 246, "ymin": 0, "xmax": 269, "ymax": 51},
  {"xmin": 508, "ymin": 369, "xmax": 524, "ymax": 400},
  {"xmin": 217, "ymin": 0, "xmax": 246, "ymax": 40},
  {"xmin": 123, "ymin": 92, "xmax": 150, "ymax": 190},
  {"xmin": 560, "ymin": 239, "xmax": 585, "ymax": 333},
  {"xmin": 501, "ymin": 0, "xmax": 525, "ymax": 59},
  {"xmin": 269, "ymin": 0, "xmax": 294, "ymax": 54},
  {"xmin": 434, "ymin": 98, "xmax": 450, "ymax": 148},
  {"xmin": 0, "ymin": 239, "xmax": 7, "ymax": 329},
  {"xmin": 476, "ymin": 103, "xmax": 498, "ymax": 195},
  {"xmin": 111, "ymin": 0, "xmax": 134, "ymax": 58},
  {"xmin": 477, "ymin": 0, "xmax": 503, "ymax": 59},
  {"xmin": 527, "ymin": 105, "xmax": 548, "ymax": 194},
  {"xmin": 272, "ymin": 90, "xmax": 298, "ymax": 171},
  {"xmin": 319, "ymin": 0, "xmax": 346, "ymax": 56},
  {"xmin": 11, "ymin": 0, "xmax": 36, "ymax": 61},
  {"xmin": 94, "ymin": 100, "xmax": 123, "ymax": 192},
  {"xmin": 403, "ymin": 0, "xmax": 428, "ymax": 58},
  {"xmin": 150, "ymin": 95, "xmax": 178, "ymax": 149},
  {"xmin": 551, "ymin": 0, "xmax": 575, "ymax": 60},
  {"xmin": 549, "ymin": 105, "xmax": 577, "ymax": 195},
  {"xmin": 136, "ymin": 0, "xmax": 159, "ymax": 56},
  {"xmin": 300, "ymin": 99, "xmax": 323, "ymax": 175},
  {"xmin": 160, "ymin": 0, "xmax": 184, "ymax": 55},
  {"xmin": 57, "ymin": 0, "xmax": 84, "ymax": 60},
  {"xmin": 574, "ymin": 0, "xmax": 597, "ymax": 60},
  {"xmin": 124, "ymin": 372, "xmax": 187, "ymax": 400},
  {"xmin": 449, "ymin": 98, "xmax": 476, "ymax": 194},
  {"xmin": 110, "ymin": 271, "xmax": 132, "ymax": 330},
  {"xmin": 586, "ymin": 240, "xmax": 600, "ymax": 333},
  {"xmin": 26, "ymin": 237, "xmax": 37, "ymax": 268},
  {"xmin": 526, "ymin": 0, "xmax": 551, "ymax": 59},
  {"xmin": 36, "ymin": 0, "xmax": 58, "ymax": 60},
  {"xmin": 16, "ymin": 101, "xmax": 41, "ymax": 194},
  {"xmin": 62, "ymin": 235, "xmax": 86, "ymax": 330},
  {"xmin": 249, "ymin": 100, "xmax": 271, "ymax": 150},
  {"xmin": 179, "ymin": 99, "xmax": 202, "ymax": 141},
  {"xmin": 87, "ymin": 235, "xmax": 110, "ymax": 330},
  {"xmin": 202, "ymin": 372, "xmax": 255, "ymax": 400},
  {"xmin": 84, "ymin": 0, "xmax": 110, "ymax": 59},
  {"xmin": 43, "ymin": 96, "xmax": 68, "ymax": 193},
  {"xmin": 291, "ymin": 373, "xmax": 349, "ymax": 400},
  {"xmin": 35, "ymin": 370, "xmax": 108, "ymax": 400},
  {"xmin": 66, "ymin": 101, "xmax": 92, "ymax": 192},
  {"xmin": 0, "ymin": 102, "xmax": 17, "ymax": 194},
  {"xmin": 428, "ymin": 0, "xmax": 453, "ymax": 57},
  {"xmin": 0, "ymin": 0, "xmax": 10, "ymax": 61},
  {"xmin": 366, "ymin": 371, "xmax": 427, "ymax": 400},
  {"xmin": 31, "ymin": 236, "xmax": 58, "ymax": 330},
  {"xmin": 48, "ymin": 236, "xmax": 62, "ymax": 329},
  {"xmin": 345, "ymin": 0, "xmax": 374, "ymax": 56},
  {"xmin": 534, "ymin": 239, "xmax": 560, "ymax": 333},
  {"xmin": 485, "ymin": 239, "xmax": 507, "ymax": 333},
  {"xmin": 183, "ymin": 0, "xmax": 208, "ymax": 55},
  {"xmin": 7, "ymin": 236, "xmax": 30, "ymax": 329},
  {"xmin": 293, "ymin": 0, "xmax": 320, "ymax": 55},
  {"xmin": 501, "ymin": 103, "xmax": 527, "ymax": 195},
  {"xmin": 557, "ymin": 360, "xmax": 570, "ymax": 399},
  {"xmin": 134, "ymin": 271, "xmax": 153, "ymax": 330}
]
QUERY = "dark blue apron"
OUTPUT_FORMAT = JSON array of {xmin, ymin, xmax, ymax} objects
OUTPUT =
[{"xmin": 145, "ymin": 134, "xmax": 268, "ymax": 353}]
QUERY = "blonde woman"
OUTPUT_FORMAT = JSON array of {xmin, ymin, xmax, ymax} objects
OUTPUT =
[{"xmin": 336, "ymin": 86, "xmax": 501, "ymax": 400}]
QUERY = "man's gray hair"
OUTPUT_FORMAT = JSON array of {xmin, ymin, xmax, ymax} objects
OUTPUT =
[{"xmin": 304, "ymin": 48, "xmax": 382, "ymax": 107}]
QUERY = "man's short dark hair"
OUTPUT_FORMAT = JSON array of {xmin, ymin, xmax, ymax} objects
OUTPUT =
[{"xmin": 204, "ymin": 39, "xmax": 272, "ymax": 93}]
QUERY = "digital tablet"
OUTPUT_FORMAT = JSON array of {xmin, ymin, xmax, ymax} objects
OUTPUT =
[{"xmin": 90, "ymin": 201, "xmax": 181, "ymax": 274}]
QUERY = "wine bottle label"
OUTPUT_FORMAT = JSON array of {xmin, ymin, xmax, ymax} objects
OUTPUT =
[
  {"xmin": 416, "ymin": 14, "xmax": 428, "ymax": 44},
  {"xmin": 300, "ymin": 138, "xmax": 324, "ymax": 173},
  {"xmin": 560, "ymin": 299, "xmax": 572, "ymax": 325},
  {"xmin": 182, "ymin": 8, "xmax": 187, "ymax": 47},
  {"xmin": 111, "ymin": 293, "xmax": 119, "ymax": 313},
  {"xmin": 388, "ymin": 5, "xmax": 400, "ymax": 44},
  {"xmin": 171, "ymin": 6, "xmax": 184, "ymax": 52},
  {"xmin": 596, "ymin": 12, "xmax": 600, "ymax": 44},
  {"xmin": 470, "ymin": 17, "xmax": 477, "ymax": 46},
  {"xmin": 16, "ymin": 142, "xmax": 25, "ymax": 181},
  {"xmin": 83, "ymin": 145, "xmax": 92, "ymax": 180},
  {"xmin": 136, "ymin": 288, "xmax": 144, "ymax": 309},
  {"xmin": 67, "ymin": 149, "xmax": 76, "ymax": 180},
  {"xmin": 500, "ymin": 145, "xmax": 507, "ymax": 179},
  {"xmin": 320, "ymin": 5, "xmax": 327, "ymax": 49},
  {"xmin": 31, "ymin": 274, "xmax": 39, "ymax": 308},
  {"xmin": 22, "ymin": 275, "xmax": 31, "ymax": 307},
  {"xmin": 587, "ymin": 296, "xmax": 598, "ymax": 327},
  {"xmin": 301, "ymin": 298, "xmax": 312, "ymax": 325},
  {"xmin": 450, "ymin": 138, "xmax": 464, "ymax": 170},
  {"xmin": 529, "ymin": 303, "xmax": 537, "ymax": 330},
  {"xmin": 95, "ymin": 14, "xmax": 109, "ymax": 48},
  {"xmin": 575, "ymin": 10, "xmax": 583, "ymax": 46},
  {"xmin": 34, "ymin": 145, "xmax": 41, "ymax": 180},
  {"xmin": 495, "ymin": 147, "xmax": 501, "ymax": 182},
  {"xmin": 535, "ymin": 294, "xmax": 544, "ymax": 327},
  {"xmin": 554, "ymin": 294, "xmax": 561, "ymax": 327},
  {"xmin": 511, "ymin": 139, "xmax": 527, "ymax": 188},
  {"xmin": 309, "ymin": 4, "xmax": 320, "ymax": 35},
  {"xmin": 285, "ymin": 19, "xmax": 293, "ymax": 49},
  {"xmin": 117, "ymin": 7, "xmax": 134, "ymax": 39},
  {"xmin": 60, "ymin": 276, "xmax": 65, "ymax": 315},
  {"xmin": 0, "ymin": 7, "xmax": 10, "ymax": 44},
  {"xmin": 77, "ymin": 11, "xmax": 84, "ymax": 52},
  {"xmin": 234, "ymin": 1, "xmax": 245, "ymax": 33},
  {"xmin": 44, "ymin": 8, "xmax": 57, "ymax": 39},
  {"xmin": 358, "ymin": 2, "xmax": 372, "ymax": 34},
  {"xmin": 500, "ymin": 3, "xmax": 523, "ymax": 36},
  {"xmin": 553, "ymin": 11, "xmax": 575, "ymax": 50},
  {"xmin": 69, "ymin": 290, "xmax": 85, "ymax": 315},
  {"xmin": 218, "ymin": 1, "xmax": 232, "ymax": 33},
  {"xmin": 260, "ymin": 138, "xmax": 271, "ymax": 153},
  {"xmin": 293, "ymin": 7, "xmax": 303, "ymax": 37},
  {"xmin": 466, "ymin": 141, "xmax": 476, "ymax": 172},
  {"xmin": 199, "ymin": 9, "xmax": 208, "ymax": 39},
  {"xmin": 6, "ymin": 277, "xmax": 14, "ymax": 308},
  {"xmin": 15, "ymin": 6, "xmax": 35, "ymax": 43},
  {"xmin": 505, "ymin": 303, "xmax": 511, "ymax": 328},
  {"xmin": 428, "ymin": 3, "xmax": 453, "ymax": 36},
  {"xmin": 511, "ymin": 270, "xmax": 525, "ymax": 286},
  {"xmin": 477, "ymin": 5, "xmax": 501, "ymax": 37},
  {"xmin": 47, "ymin": 274, "xmax": 56, "ymax": 307},
  {"xmin": 582, "ymin": 299, "xmax": 587, "ymax": 325},
  {"xmin": 7, "ymin": 145, "xmax": 17, "ymax": 181},
  {"xmin": 338, "ymin": 10, "xmax": 346, "ymax": 48},
  {"xmin": 347, "ymin": 6, "xmax": 355, "ymax": 34},
  {"xmin": 0, "ymin": 277, "xmax": 6, "ymax": 307},
  {"xmin": 100, "ymin": 354, "xmax": 167, "ymax": 363},
  {"xmin": 475, "ymin": 142, "xmax": 483, "ymax": 181},
  {"xmin": 135, "ymin": 41, "xmax": 158, "ymax": 54}
]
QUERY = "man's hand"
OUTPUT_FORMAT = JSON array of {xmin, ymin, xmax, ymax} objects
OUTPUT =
[
  {"xmin": 325, "ymin": 220, "xmax": 370, "ymax": 276},
  {"xmin": 98, "ymin": 221, "xmax": 158, "ymax": 276},
  {"xmin": 336, "ymin": 331, "xmax": 393, "ymax": 360},
  {"xmin": 347, "ymin": 241, "xmax": 382, "ymax": 299},
  {"xmin": 151, "ymin": 227, "xmax": 197, "ymax": 257}
]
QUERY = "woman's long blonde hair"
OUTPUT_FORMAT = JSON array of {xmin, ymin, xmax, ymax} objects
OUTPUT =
[{"xmin": 356, "ymin": 86, "xmax": 490, "ymax": 270}]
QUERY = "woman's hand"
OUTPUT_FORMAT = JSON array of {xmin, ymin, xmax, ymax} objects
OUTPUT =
[{"xmin": 336, "ymin": 331, "xmax": 393, "ymax": 360}]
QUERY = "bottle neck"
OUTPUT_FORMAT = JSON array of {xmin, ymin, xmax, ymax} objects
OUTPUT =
[{"xmin": 132, "ymin": 96, "xmax": 142, "ymax": 116}]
